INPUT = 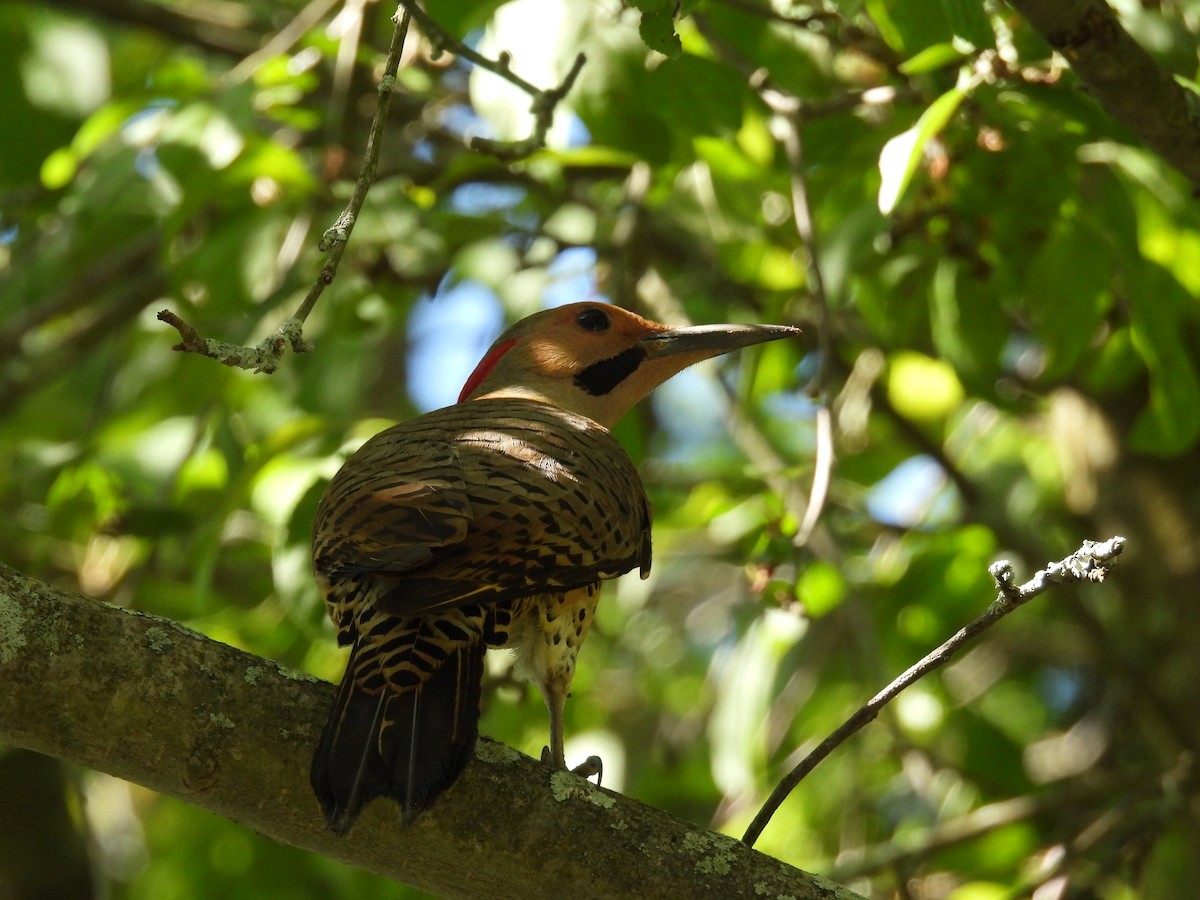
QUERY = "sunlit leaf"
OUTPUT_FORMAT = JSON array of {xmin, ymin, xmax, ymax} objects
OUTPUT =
[
  {"xmin": 887, "ymin": 351, "xmax": 965, "ymax": 422},
  {"xmin": 878, "ymin": 87, "xmax": 965, "ymax": 214},
  {"xmin": 797, "ymin": 561, "xmax": 846, "ymax": 617},
  {"xmin": 39, "ymin": 146, "xmax": 75, "ymax": 188},
  {"xmin": 900, "ymin": 42, "xmax": 969, "ymax": 75}
]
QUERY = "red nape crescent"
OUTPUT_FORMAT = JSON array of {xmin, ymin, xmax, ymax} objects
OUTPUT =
[{"xmin": 458, "ymin": 338, "xmax": 517, "ymax": 403}]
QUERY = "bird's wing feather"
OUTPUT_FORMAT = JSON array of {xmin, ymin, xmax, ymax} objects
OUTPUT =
[
  {"xmin": 314, "ymin": 399, "xmax": 650, "ymax": 617},
  {"xmin": 313, "ymin": 434, "xmax": 473, "ymax": 579}
]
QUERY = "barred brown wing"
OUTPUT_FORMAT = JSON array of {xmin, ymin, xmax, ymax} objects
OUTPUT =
[{"xmin": 312, "ymin": 396, "xmax": 652, "ymax": 621}]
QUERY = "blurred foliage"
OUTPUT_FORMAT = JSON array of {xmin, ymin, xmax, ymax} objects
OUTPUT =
[{"xmin": 2, "ymin": 0, "xmax": 1200, "ymax": 897}]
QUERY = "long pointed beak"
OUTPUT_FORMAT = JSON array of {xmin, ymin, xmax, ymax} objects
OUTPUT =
[{"xmin": 639, "ymin": 322, "xmax": 801, "ymax": 360}]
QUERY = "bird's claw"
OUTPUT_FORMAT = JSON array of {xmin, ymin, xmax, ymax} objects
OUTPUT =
[
  {"xmin": 540, "ymin": 746, "xmax": 603, "ymax": 785},
  {"xmin": 572, "ymin": 755, "xmax": 603, "ymax": 785}
]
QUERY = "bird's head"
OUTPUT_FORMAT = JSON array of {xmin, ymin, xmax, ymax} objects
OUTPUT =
[{"xmin": 458, "ymin": 302, "xmax": 800, "ymax": 428}]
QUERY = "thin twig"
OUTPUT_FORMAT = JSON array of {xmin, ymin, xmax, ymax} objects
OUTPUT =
[
  {"xmin": 164, "ymin": 0, "xmax": 590, "ymax": 369},
  {"xmin": 832, "ymin": 793, "xmax": 1044, "ymax": 880},
  {"xmin": 400, "ymin": 0, "xmax": 540, "ymax": 94},
  {"xmin": 825, "ymin": 766, "xmax": 1169, "ymax": 881},
  {"xmin": 155, "ymin": 310, "xmax": 311, "ymax": 375},
  {"xmin": 298, "ymin": 6, "xmax": 411, "ymax": 317},
  {"xmin": 398, "ymin": 0, "xmax": 586, "ymax": 160},
  {"xmin": 224, "ymin": 0, "xmax": 342, "ymax": 84},
  {"xmin": 472, "ymin": 52, "xmax": 586, "ymax": 160},
  {"xmin": 774, "ymin": 108, "xmax": 836, "ymax": 546},
  {"xmin": 160, "ymin": 8, "xmax": 413, "ymax": 373},
  {"xmin": 793, "ymin": 406, "xmax": 832, "ymax": 546},
  {"xmin": 741, "ymin": 536, "xmax": 1128, "ymax": 848},
  {"xmin": 51, "ymin": 0, "xmax": 260, "ymax": 57}
]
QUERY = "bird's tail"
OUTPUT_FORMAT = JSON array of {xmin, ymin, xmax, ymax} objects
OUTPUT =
[{"xmin": 310, "ymin": 612, "xmax": 485, "ymax": 834}]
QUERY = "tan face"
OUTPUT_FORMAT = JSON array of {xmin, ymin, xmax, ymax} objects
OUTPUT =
[{"xmin": 460, "ymin": 302, "xmax": 799, "ymax": 428}]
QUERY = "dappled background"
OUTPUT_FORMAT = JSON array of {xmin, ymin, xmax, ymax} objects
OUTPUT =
[{"xmin": 3, "ymin": 0, "xmax": 1200, "ymax": 897}]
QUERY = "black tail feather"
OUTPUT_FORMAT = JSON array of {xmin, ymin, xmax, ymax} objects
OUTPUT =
[{"xmin": 310, "ymin": 637, "xmax": 485, "ymax": 834}]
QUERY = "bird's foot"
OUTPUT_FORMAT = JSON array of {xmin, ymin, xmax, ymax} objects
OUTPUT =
[
  {"xmin": 539, "ymin": 746, "xmax": 603, "ymax": 786},
  {"xmin": 572, "ymin": 755, "xmax": 603, "ymax": 785}
]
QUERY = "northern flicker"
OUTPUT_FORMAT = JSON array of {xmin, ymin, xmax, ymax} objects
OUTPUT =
[{"xmin": 310, "ymin": 301, "xmax": 798, "ymax": 833}]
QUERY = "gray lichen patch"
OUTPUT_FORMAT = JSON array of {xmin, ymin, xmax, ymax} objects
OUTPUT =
[
  {"xmin": 754, "ymin": 884, "xmax": 798, "ymax": 898},
  {"xmin": 549, "ymin": 770, "xmax": 615, "ymax": 808},
  {"xmin": 0, "ymin": 592, "xmax": 28, "ymax": 665},
  {"xmin": 474, "ymin": 739, "xmax": 522, "ymax": 766},
  {"xmin": 808, "ymin": 873, "xmax": 863, "ymax": 899},
  {"xmin": 244, "ymin": 665, "xmax": 265, "ymax": 685},
  {"xmin": 126, "ymin": 607, "xmax": 206, "ymax": 642},
  {"xmin": 208, "ymin": 712, "xmax": 235, "ymax": 729},
  {"xmin": 271, "ymin": 661, "xmax": 321, "ymax": 683},
  {"xmin": 145, "ymin": 626, "xmax": 173, "ymax": 653},
  {"xmin": 682, "ymin": 830, "xmax": 737, "ymax": 876}
]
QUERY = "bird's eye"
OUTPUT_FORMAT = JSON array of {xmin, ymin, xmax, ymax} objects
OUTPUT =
[{"xmin": 576, "ymin": 308, "xmax": 611, "ymax": 333}]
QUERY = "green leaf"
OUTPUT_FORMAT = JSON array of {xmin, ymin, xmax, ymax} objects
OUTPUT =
[
  {"xmin": 797, "ymin": 561, "xmax": 846, "ymax": 617},
  {"xmin": 39, "ymin": 145, "xmax": 76, "ymax": 189},
  {"xmin": 864, "ymin": 0, "xmax": 905, "ymax": 51},
  {"xmin": 1127, "ymin": 263, "xmax": 1200, "ymax": 454},
  {"xmin": 629, "ymin": 0, "xmax": 682, "ymax": 57},
  {"xmin": 432, "ymin": 0, "xmax": 509, "ymax": 36},
  {"xmin": 1174, "ymin": 73, "xmax": 1200, "ymax": 97},
  {"xmin": 1140, "ymin": 824, "xmax": 1200, "ymax": 898},
  {"xmin": 878, "ymin": 87, "xmax": 965, "ymax": 214},
  {"xmin": 938, "ymin": 0, "xmax": 995, "ymax": 49},
  {"xmin": 718, "ymin": 241, "xmax": 805, "ymax": 291},
  {"xmin": 887, "ymin": 350, "xmax": 965, "ymax": 422},
  {"xmin": 1025, "ymin": 216, "xmax": 1114, "ymax": 378},
  {"xmin": 928, "ymin": 258, "xmax": 1006, "ymax": 381},
  {"xmin": 900, "ymin": 42, "xmax": 969, "ymax": 75}
]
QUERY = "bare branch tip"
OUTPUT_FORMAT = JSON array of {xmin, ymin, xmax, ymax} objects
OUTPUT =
[
  {"xmin": 564, "ymin": 52, "xmax": 587, "ymax": 83},
  {"xmin": 987, "ymin": 560, "xmax": 1020, "ymax": 611},
  {"xmin": 989, "ymin": 559, "xmax": 1015, "ymax": 587},
  {"xmin": 1071, "ymin": 535, "xmax": 1127, "ymax": 583},
  {"xmin": 157, "ymin": 309, "xmax": 207, "ymax": 353}
]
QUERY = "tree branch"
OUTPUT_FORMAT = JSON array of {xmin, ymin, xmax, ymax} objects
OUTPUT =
[
  {"xmin": 0, "ymin": 563, "xmax": 855, "ymax": 900},
  {"xmin": 742, "ymin": 537, "xmax": 1127, "ymax": 847},
  {"xmin": 159, "ymin": 8, "xmax": 412, "ymax": 373},
  {"xmin": 398, "ymin": 0, "xmax": 587, "ymax": 160},
  {"xmin": 44, "ymin": 0, "xmax": 262, "ymax": 57},
  {"xmin": 1007, "ymin": 0, "xmax": 1200, "ymax": 186}
]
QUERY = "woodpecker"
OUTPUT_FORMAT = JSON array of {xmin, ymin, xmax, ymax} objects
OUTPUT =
[{"xmin": 310, "ymin": 301, "xmax": 798, "ymax": 833}]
